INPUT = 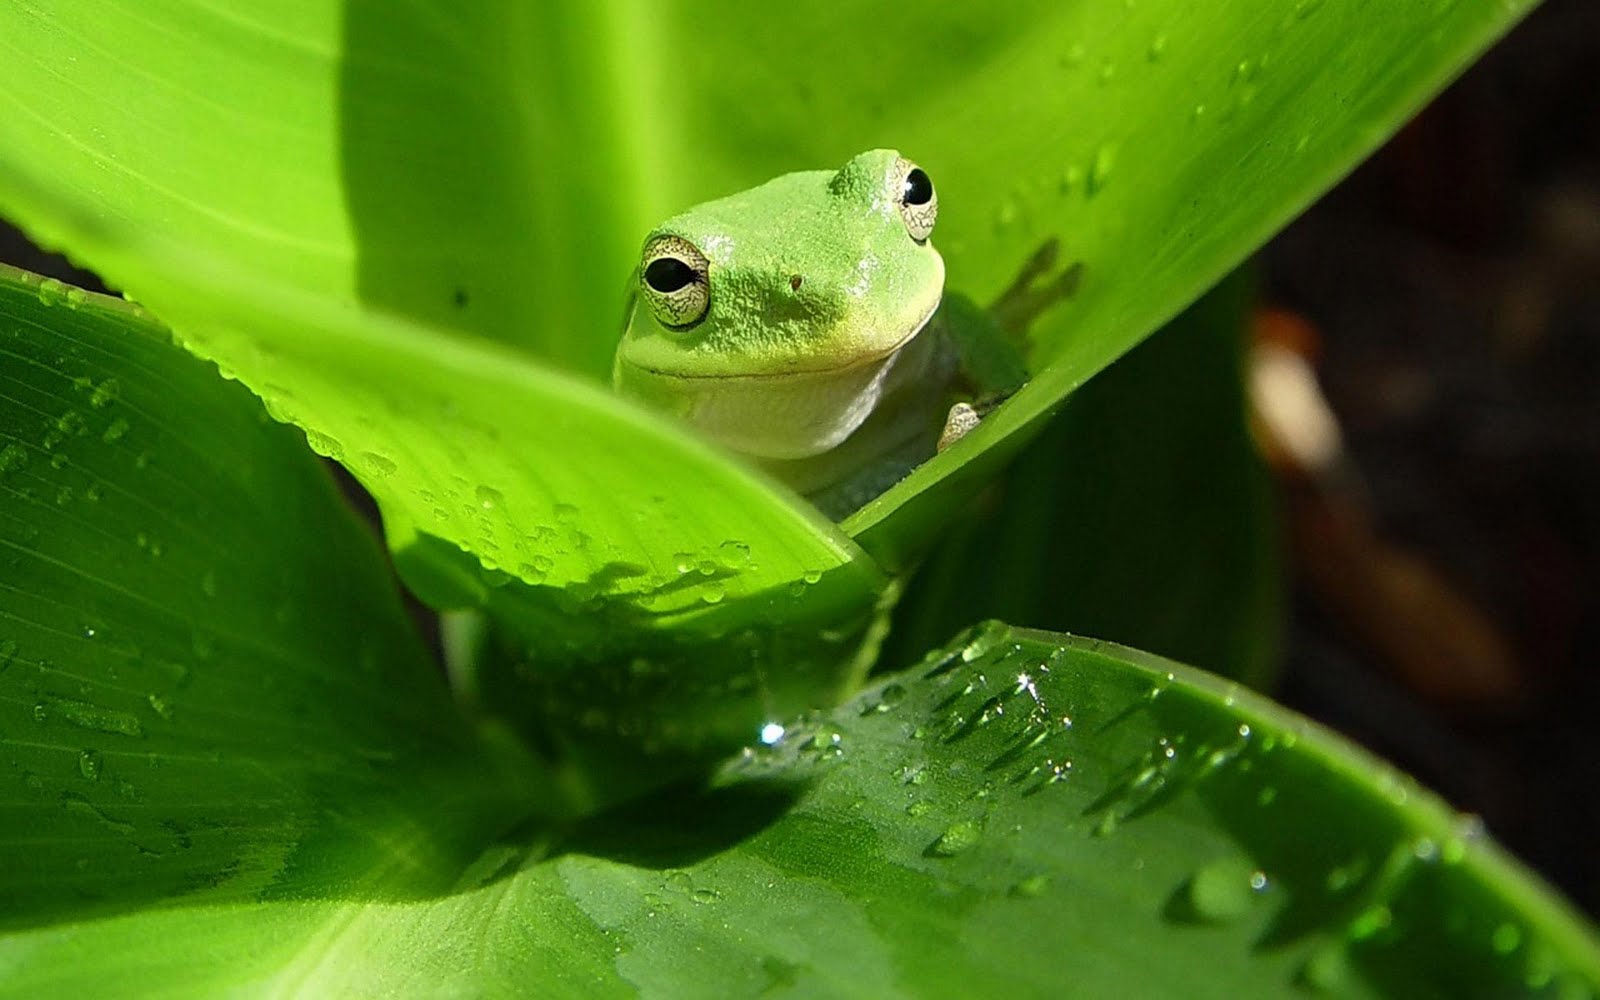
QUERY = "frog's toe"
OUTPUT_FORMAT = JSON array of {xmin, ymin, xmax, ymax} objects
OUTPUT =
[{"xmin": 937, "ymin": 401, "xmax": 982, "ymax": 452}]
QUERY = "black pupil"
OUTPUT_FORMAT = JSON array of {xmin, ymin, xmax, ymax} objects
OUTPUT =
[
  {"xmin": 645, "ymin": 257, "xmax": 697, "ymax": 293},
  {"xmin": 902, "ymin": 168, "xmax": 933, "ymax": 206}
]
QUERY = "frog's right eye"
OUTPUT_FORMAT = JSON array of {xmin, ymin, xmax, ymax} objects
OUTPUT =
[{"xmin": 640, "ymin": 235, "xmax": 710, "ymax": 329}]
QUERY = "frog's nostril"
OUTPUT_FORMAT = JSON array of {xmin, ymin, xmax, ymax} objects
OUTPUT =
[{"xmin": 789, "ymin": 274, "xmax": 803, "ymax": 292}]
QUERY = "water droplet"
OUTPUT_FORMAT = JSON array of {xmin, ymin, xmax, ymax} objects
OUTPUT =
[
  {"xmin": 56, "ymin": 410, "xmax": 88, "ymax": 438},
  {"xmin": 905, "ymin": 800, "xmax": 932, "ymax": 818},
  {"xmin": 1491, "ymin": 922, "xmax": 1522, "ymax": 955},
  {"xmin": 759, "ymin": 722, "xmax": 786, "ymax": 745},
  {"xmin": 552, "ymin": 502, "xmax": 579, "ymax": 522},
  {"xmin": 1347, "ymin": 904, "xmax": 1392, "ymax": 941},
  {"xmin": 476, "ymin": 485, "xmax": 503, "ymax": 509},
  {"xmin": 1297, "ymin": 942, "xmax": 1350, "ymax": 993},
  {"xmin": 1147, "ymin": 34, "xmax": 1168, "ymax": 61},
  {"xmin": 691, "ymin": 888, "xmax": 720, "ymax": 905},
  {"xmin": 1324, "ymin": 856, "xmax": 1368, "ymax": 893},
  {"xmin": 864, "ymin": 682, "xmax": 906, "ymax": 715},
  {"xmin": 1010, "ymin": 874, "xmax": 1050, "ymax": 898},
  {"xmin": 43, "ymin": 697, "xmax": 143, "ymax": 737},
  {"xmin": 88, "ymin": 378, "xmax": 119, "ymax": 409},
  {"xmin": 36, "ymin": 277, "xmax": 68, "ymax": 306},
  {"xmin": 59, "ymin": 791, "xmax": 134, "ymax": 835},
  {"xmin": 77, "ymin": 749, "xmax": 103, "ymax": 781},
  {"xmin": 663, "ymin": 870, "xmax": 693, "ymax": 894},
  {"xmin": 699, "ymin": 584, "xmax": 726, "ymax": 605},
  {"xmin": 960, "ymin": 623, "xmax": 1004, "ymax": 663},
  {"xmin": 1088, "ymin": 145, "xmax": 1117, "ymax": 196},
  {"xmin": 0, "ymin": 443, "xmax": 27, "ymax": 476},
  {"xmin": 1187, "ymin": 859, "xmax": 1257, "ymax": 921},
  {"xmin": 360, "ymin": 452, "xmax": 398, "ymax": 477},
  {"xmin": 927, "ymin": 820, "xmax": 981, "ymax": 857},
  {"xmin": 147, "ymin": 693, "xmax": 173, "ymax": 721},
  {"xmin": 302, "ymin": 430, "xmax": 345, "ymax": 460}
]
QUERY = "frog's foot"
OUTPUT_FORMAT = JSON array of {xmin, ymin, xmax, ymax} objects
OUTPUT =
[
  {"xmin": 937, "ymin": 401, "xmax": 982, "ymax": 452},
  {"xmin": 990, "ymin": 237, "xmax": 1084, "ymax": 337}
]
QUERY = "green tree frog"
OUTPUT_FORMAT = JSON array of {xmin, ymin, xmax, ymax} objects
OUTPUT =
[{"xmin": 614, "ymin": 149, "xmax": 1027, "ymax": 518}]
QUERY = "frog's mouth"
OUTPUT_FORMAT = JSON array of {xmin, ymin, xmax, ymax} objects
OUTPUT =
[
  {"xmin": 641, "ymin": 298, "xmax": 941, "ymax": 383},
  {"xmin": 632, "ymin": 298, "xmax": 946, "ymax": 461}
]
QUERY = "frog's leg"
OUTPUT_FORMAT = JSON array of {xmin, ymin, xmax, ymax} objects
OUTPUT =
[{"xmin": 936, "ymin": 237, "xmax": 1084, "ymax": 449}]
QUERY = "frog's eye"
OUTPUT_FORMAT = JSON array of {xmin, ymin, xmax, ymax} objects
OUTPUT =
[
  {"xmin": 894, "ymin": 157, "xmax": 938, "ymax": 243},
  {"xmin": 640, "ymin": 234, "xmax": 710, "ymax": 329}
]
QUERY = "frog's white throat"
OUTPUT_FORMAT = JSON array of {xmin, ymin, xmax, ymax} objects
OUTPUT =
[{"xmin": 681, "ymin": 314, "xmax": 943, "ymax": 461}]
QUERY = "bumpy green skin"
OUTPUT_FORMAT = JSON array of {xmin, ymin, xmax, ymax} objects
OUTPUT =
[{"xmin": 614, "ymin": 149, "xmax": 1024, "ymax": 515}]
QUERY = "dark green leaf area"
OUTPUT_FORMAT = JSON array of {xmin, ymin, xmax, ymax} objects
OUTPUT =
[
  {"xmin": 397, "ymin": 532, "xmax": 885, "ymax": 813},
  {"xmin": 0, "ymin": 269, "xmax": 502, "ymax": 931},
  {"xmin": 887, "ymin": 273, "xmax": 1281, "ymax": 685},
  {"xmin": 668, "ymin": 623, "xmax": 1596, "ymax": 999}
]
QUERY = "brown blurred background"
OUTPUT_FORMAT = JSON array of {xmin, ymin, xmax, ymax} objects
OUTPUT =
[{"xmin": 1261, "ymin": 0, "xmax": 1600, "ymax": 918}]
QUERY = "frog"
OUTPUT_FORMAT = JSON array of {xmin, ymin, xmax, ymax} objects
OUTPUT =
[{"xmin": 613, "ymin": 148, "xmax": 1030, "ymax": 519}]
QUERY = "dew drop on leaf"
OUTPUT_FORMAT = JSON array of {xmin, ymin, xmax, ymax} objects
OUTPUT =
[
  {"xmin": 360, "ymin": 452, "xmax": 398, "ymax": 477},
  {"xmin": 1010, "ymin": 874, "xmax": 1051, "ymax": 898},
  {"xmin": 927, "ymin": 820, "xmax": 982, "ymax": 857},
  {"xmin": 1186, "ymin": 859, "xmax": 1257, "ymax": 922}
]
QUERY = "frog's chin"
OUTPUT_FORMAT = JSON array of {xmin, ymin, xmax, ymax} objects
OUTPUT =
[{"xmin": 665, "ymin": 309, "xmax": 945, "ymax": 461}]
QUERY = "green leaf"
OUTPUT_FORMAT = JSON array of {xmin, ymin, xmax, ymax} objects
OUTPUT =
[
  {"xmin": 6, "ymin": 620, "xmax": 1596, "ymax": 996},
  {"xmin": 885, "ymin": 271, "xmax": 1282, "ymax": 686},
  {"xmin": 0, "ymin": 266, "xmax": 518, "ymax": 930},
  {"xmin": 0, "ymin": 1, "xmax": 1535, "ymax": 586},
  {"xmin": 813, "ymin": 0, "xmax": 1538, "ymax": 557}
]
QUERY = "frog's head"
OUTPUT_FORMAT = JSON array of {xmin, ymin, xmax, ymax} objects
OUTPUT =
[{"xmin": 615, "ymin": 149, "xmax": 944, "ymax": 389}]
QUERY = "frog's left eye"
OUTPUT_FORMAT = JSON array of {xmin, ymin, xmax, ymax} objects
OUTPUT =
[
  {"xmin": 894, "ymin": 157, "xmax": 938, "ymax": 243},
  {"xmin": 640, "ymin": 234, "xmax": 710, "ymax": 329}
]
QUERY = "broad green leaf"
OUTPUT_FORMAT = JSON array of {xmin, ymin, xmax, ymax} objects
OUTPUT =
[
  {"xmin": 0, "ymin": 3, "xmax": 638, "ymax": 374},
  {"xmin": 885, "ymin": 272, "xmax": 1282, "ymax": 687},
  {"xmin": 831, "ymin": 0, "xmax": 1537, "ymax": 558},
  {"xmin": 0, "ymin": 266, "xmax": 519, "ymax": 931},
  {"xmin": 5, "ymin": 621, "xmax": 1595, "ymax": 996},
  {"xmin": 0, "ymin": 1, "xmax": 1536, "ymax": 588}
]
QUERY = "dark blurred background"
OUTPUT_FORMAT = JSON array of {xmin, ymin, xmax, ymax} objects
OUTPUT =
[
  {"xmin": 2, "ymin": 0, "xmax": 1595, "ymax": 917},
  {"xmin": 1261, "ymin": 0, "xmax": 1600, "ymax": 919}
]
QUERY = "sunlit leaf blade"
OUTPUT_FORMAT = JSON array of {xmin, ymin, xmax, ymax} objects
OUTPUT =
[
  {"xmin": 5, "ymin": 622, "xmax": 1596, "ymax": 996},
  {"xmin": 0, "ymin": 1, "xmax": 1539, "ymax": 582},
  {"xmin": 0, "ymin": 266, "xmax": 515, "ymax": 932},
  {"xmin": 0, "ymin": 179, "xmax": 884, "ymax": 621},
  {"xmin": 820, "ymin": 0, "xmax": 1538, "ymax": 557},
  {"xmin": 0, "ymin": 3, "xmax": 646, "ymax": 373},
  {"xmin": 885, "ymin": 273, "xmax": 1282, "ymax": 687}
]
